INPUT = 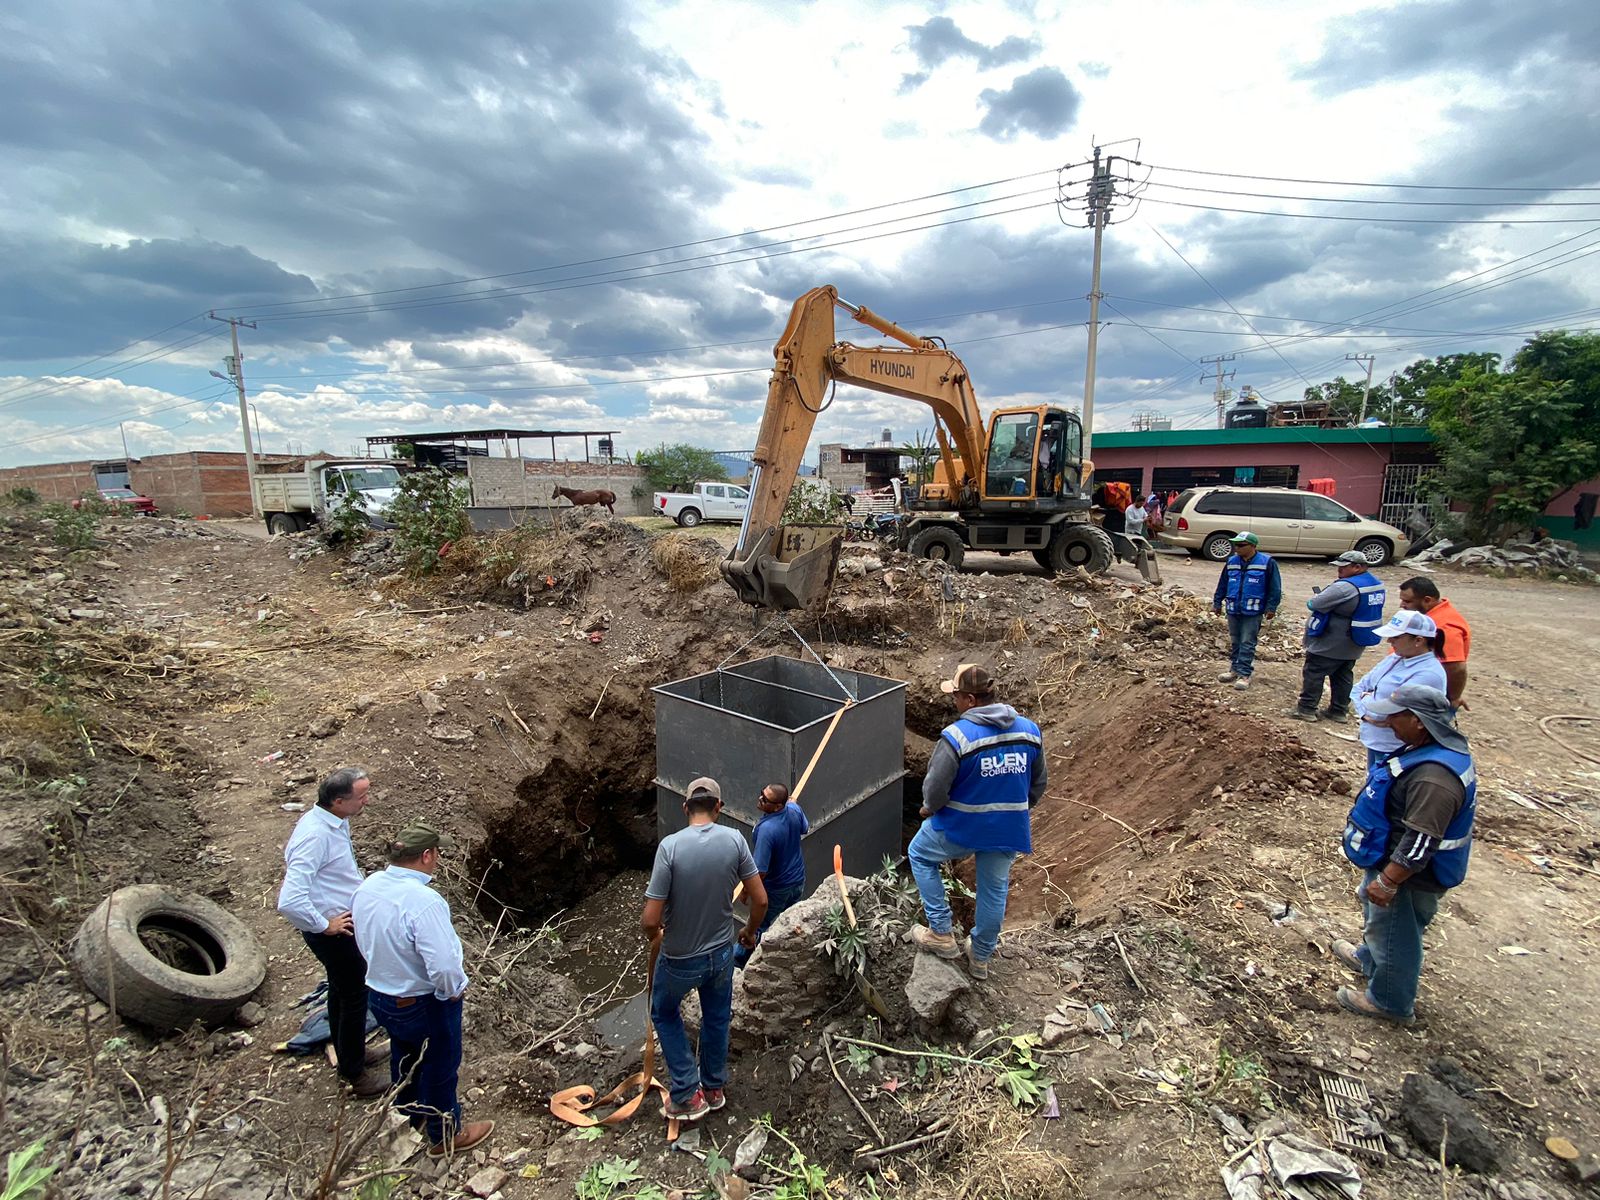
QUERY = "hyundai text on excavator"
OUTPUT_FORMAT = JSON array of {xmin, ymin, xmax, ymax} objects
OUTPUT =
[{"xmin": 722, "ymin": 286, "xmax": 1149, "ymax": 610}]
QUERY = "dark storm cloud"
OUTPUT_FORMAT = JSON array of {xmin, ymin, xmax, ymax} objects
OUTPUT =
[
  {"xmin": 0, "ymin": 0, "xmax": 726, "ymax": 364},
  {"xmin": 1300, "ymin": 0, "xmax": 1600, "ymax": 88},
  {"xmin": 898, "ymin": 16, "xmax": 1039, "ymax": 92},
  {"xmin": 977, "ymin": 67, "xmax": 1081, "ymax": 140}
]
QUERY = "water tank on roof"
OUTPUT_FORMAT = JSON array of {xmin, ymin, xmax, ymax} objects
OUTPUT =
[
  {"xmin": 881, "ymin": 428, "xmax": 893, "ymax": 445},
  {"xmin": 1225, "ymin": 396, "xmax": 1268, "ymax": 429}
]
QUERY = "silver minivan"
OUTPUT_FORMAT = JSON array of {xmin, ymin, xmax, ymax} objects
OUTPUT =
[{"xmin": 1157, "ymin": 487, "xmax": 1410, "ymax": 564}]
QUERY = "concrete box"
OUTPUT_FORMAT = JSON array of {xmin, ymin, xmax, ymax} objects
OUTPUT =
[{"xmin": 652, "ymin": 656, "xmax": 906, "ymax": 886}]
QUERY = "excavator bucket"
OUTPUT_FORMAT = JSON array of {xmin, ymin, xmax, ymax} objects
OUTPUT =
[
  {"xmin": 720, "ymin": 525, "xmax": 843, "ymax": 610},
  {"xmin": 1134, "ymin": 543, "xmax": 1163, "ymax": 585}
]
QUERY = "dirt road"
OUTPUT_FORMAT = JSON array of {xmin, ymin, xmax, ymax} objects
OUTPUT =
[{"xmin": 4, "ymin": 509, "xmax": 1597, "ymax": 1199}]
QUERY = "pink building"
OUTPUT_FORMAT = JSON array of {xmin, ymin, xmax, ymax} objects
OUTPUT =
[{"xmin": 1089, "ymin": 427, "xmax": 1598, "ymax": 550}]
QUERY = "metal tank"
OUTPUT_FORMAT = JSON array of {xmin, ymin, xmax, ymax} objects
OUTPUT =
[{"xmin": 652, "ymin": 656, "xmax": 907, "ymax": 885}]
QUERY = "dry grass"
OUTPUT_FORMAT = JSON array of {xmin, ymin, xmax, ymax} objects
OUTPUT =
[
  {"xmin": 905, "ymin": 1074, "xmax": 1080, "ymax": 1200},
  {"xmin": 649, "ymin": 531, "xmax": 722, "ymax": 592}
]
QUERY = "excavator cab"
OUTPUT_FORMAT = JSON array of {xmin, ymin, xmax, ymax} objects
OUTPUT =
[{"xmin": 980, "ymin": 407, "xmax": 1084, "ymax": 508}]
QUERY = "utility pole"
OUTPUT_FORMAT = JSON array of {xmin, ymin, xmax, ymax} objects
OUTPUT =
[
  {"xmin": 1079, "ymin": 147, "xmax": 1114, "ymax": 460},
  {"xmin": 208, "ymin": 312, "xmax": 259, "ymax": 516},
  {"xmin": 1200, "ymin": 354, "xmax": 1237, "ymax": 428},
  {"xmin": 1346, "ymin": 353, "xmax": 1375, "ymax": 424}
]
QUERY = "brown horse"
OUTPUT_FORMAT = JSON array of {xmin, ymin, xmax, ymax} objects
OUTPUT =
[{"xmin": 552, "ymin": 484, "xmax": 616, "ymax": 515}]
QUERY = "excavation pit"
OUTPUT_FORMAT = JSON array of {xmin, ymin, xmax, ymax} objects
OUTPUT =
[{"xmin": 652, "ymin": 655, "xmax": 907, "ymax": 885}]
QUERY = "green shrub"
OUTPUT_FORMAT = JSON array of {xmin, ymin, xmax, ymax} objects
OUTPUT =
[
  {"xmin": 387, "ymin": 468, "xmax": 470, "ymax": 574},
  {"xmin": 4, "ymin": 486, "xmax": 39, "ymax": 505},
  {"xmin": 42, "ymin": 503, "xmax": 97, "ymax": 550},
  {"xmin": 325, "ymin": 487, "xmax": 372, "ymax": 544}
]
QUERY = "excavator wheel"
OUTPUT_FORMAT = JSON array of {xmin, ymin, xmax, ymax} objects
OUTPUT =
[
  {"xmin": 908, "ymin": 526, "xmax": 965, "ymax": 570},
  {"xmin": 1048, "ymin": 524, "xmax": 1114, "ymax": 575},
  {"xmin": 1031, "ymin": 549, "xmax": 1054, "ymax": 574}
]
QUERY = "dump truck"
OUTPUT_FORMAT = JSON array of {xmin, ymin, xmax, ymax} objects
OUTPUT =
[{"xmin": 252, "ymin": 459, "xmax": 403, "ymax": 535}]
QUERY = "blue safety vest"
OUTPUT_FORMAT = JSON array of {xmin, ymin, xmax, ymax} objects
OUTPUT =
[
  {"xmin": 1220, "ymin": 552, "xmax": 1275, "ymax": 615},
  {"xmin": 1306, "ymin": 571, "xmax": 1387, "ymax": 646},
  {"xmin": 929, "ymin": 714, "xmax": 1042, "ymax": 855},
  {"xmin": 1342, "ymin": 744, "xmax": 1476, "ymax": 888}
]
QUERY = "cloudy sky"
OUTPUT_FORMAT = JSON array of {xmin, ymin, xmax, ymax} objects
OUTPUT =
[{"xmin": 2, "ymin": 0, "xmax": 1598, "ymax": 468}]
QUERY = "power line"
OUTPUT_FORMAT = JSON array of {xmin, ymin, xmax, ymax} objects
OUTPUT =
[
  {"xmin": 0, "ymin": 311, "xmax": 210, "ymax": 402},
  {"xmin": 0, "ymin": 327, "xmax": 223, "ymax": 413},
  {"xmin": 1146, "ymin": 164, "xmax": 1600, "ymax": 193},
  {"xmin": 1143, "ymin": 181, "xmax": 1600, "ymax": 208},
  {"xmin": 1140, "ymin": 196, "xmax": 1600, "ymax": 224}
]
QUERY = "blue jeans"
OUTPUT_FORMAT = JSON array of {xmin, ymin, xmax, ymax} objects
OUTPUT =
[
  {"xmin": 1354, "ymin": 870, "xmax": 1441, "ymax": 1020},
  {"xmin": 1226, "ymin": 614, "xmax": 1263, "ymax": 677},
  {"xmin": 907, "ymin": 822, "xmax": 1017, "ymax": 962},
  {"xmin": 734, "ymin": 881, "xmax": 804, "ymax": 969},
  {"xmin": 367, "ymin": 991, "xmax": 463, "ymax": 1145},
  {"xmin": 650, "ymin": 942, "xmax": 735, "ymax": 1105},
  {"xmin": 1365, "ymin": 747, "xmax": 1394, "ymax": 773}
]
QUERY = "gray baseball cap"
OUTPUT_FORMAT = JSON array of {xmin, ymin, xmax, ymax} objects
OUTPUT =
[
  {"xmin": 1331, "ymin": 550, "xmax": 1368, "ymax": 566},
  {"xmin": 1364, "ymin": 684, "xmax": 1468, "ymax": 753}
]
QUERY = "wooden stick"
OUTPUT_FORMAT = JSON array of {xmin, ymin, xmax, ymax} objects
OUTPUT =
[
  {"xmin": 1112, "ymin": 931, "xmax": 1145, "ymax": 994},
  {"xmin": 1063, "ymin": 797, "xmax": 1149, "ymax": 853},
  {"xmin": 589, "ymin": 671, "xmax": 617, "ymax": 721},
  {"xmin": 823, "ymin": 1034, "xmax": 886, "ymax": 1145},
  {"xmin": 853, "ymin": 1122, "xmax": 953, "ymax": 1163}
]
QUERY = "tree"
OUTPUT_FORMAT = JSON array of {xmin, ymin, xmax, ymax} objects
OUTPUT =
[
  {"xmin": 636, "ymin": 444, "xmax": 728, "ymax": 493},
  {"xmin": 898, "ymin": 428, "xmax": 938, "ymax": 483},
  {"xmin": 1427, "ymin": 364, "xmax": 1597, "ymax": 543},
  {"xmin": 1302, "ymin": 352, "xmax": 1500, "ymax": 426}
]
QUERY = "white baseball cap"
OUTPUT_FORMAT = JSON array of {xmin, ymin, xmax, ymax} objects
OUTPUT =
[{"xmin": 1374, "ymin": 610, "xmax": 1438, "ymax": 639}]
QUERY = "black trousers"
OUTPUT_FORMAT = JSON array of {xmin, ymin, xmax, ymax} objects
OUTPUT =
[
  {"xmin": 1298, "ymin": 652, "xmax": 1356, "ymax": 714},
  {"xmin": 302, "ymin": 930, "xmax": 369, "ymax": 1080}
]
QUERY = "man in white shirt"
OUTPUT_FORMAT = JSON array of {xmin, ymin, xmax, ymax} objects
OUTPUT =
[
  {"xmin": 277, "ymin": 767, "xmax": 385, "ymax": 1097},
  {"xmin": 353, "ymin": 822, "xmax": 493, "ymax": 1157}
]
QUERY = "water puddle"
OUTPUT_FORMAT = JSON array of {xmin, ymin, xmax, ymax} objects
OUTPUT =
[{"xmin": 547, "ymin": 868, "xmax": 651, "ymax": 1048}]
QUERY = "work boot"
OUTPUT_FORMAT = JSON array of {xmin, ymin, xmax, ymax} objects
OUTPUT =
[
  {"xmin": 364, "ymin": 1040, "xmax": 391, "ymax": 1068},
  {"xmin": 1217, "ymin": 671, "xmax": 1239, "ymax": 683},
  {"xmin": 1335, "ymin": 986, "xmax": 1414, "ymax": 1027},
  {"xmin": 911, "ymin": 926, "xmax": 963, "ymax": 959},
  {"xmin": 965, "ymin": 943, "xmax": 991, "ymax": 981},
  {"xmin": 427, "ymin": 1120, "xmax": 495, "ymax": 1158},
  {"xmin": 1330, "ymin": 939, "xmax": 1365, "ymax": 974},
  {"xmin": 1319, "ymin": 708, "xmax": 1350, "ymax": 724},
  {"xmin": 1286, "ymin": 708, "xmax": 1319, "ymax": 722},
  {"xmin": 1233, "ymin": 677, "xmax": 1251, "ymax": 691},
  {"xmin": 344, "ymin": 1070, "xmax": 389, "ymax": 1099}
]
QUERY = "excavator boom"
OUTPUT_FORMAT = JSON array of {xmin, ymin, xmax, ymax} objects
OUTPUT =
[{"xmin": 721, "ymin": 286, "xmax": 989, "ymax": 608}]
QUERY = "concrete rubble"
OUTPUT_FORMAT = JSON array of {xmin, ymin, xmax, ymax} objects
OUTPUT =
[{"xmin": 1408, "ymin": 536, "xmax": 1595, "ymax": 579}]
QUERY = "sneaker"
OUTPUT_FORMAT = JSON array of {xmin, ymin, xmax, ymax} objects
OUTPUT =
[
  {"xmin": 1330, "ymin": 939, "xmax": 1365, "ymax": 973},
  {"xmin": 1286, "ymin": 708, "xmax": 1319, "ymax": 722},
  {"xmin": 427, "ymin": 1119, "xmax": 495, "ymax": 1158},
  {"xmin": 1336, "ymin": 985, "xmax": 1414, "ymax": 1027},
  {"xmin": 965, "ymin": 943, "xmax": 990, "ymax": 981},
  {"xmin": 661, "ymin": 1090, "xmax": 712, "ymax": 1123},
  {"xmin": 703, "ymin": 1088, "xmax": 726, "ymax": 1111},
  {"xmin": 1217, "ymin": 671, "xmax": 1240, "ymax": 683},
  {"xmin": 1319, "ymin": 708, "xmax": 1350, "ymax": 724},
  {"xmin": 911, "ymin": 926, "xmax": 963, "ymax": 959},
  {"xmin": 1233, "ymin": 677, "xmax": 1251, "ymax": 691}
]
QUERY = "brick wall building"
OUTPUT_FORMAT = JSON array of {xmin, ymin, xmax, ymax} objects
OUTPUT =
[{"xmin": 0, "ymin": 451, "xmax": 302, "ymax": 517}]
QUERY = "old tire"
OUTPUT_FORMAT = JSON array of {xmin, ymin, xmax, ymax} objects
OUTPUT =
[
  {"xmin": 908, "ymin": 526, "xmax": 965, "ymax": 569},
  {"xmin": 1201, "ymin": 532, "xmax": 1236, "ymax": 562},
  {"xmin": 1354, "ymin": 536, "xmax": 1392, "ymax": 566},
  {"xmin": 72, "ymin": 885, "xmax": 266, "ymax": 1033},
  {"xmin": 676, "ymin": 508, "xmax": 703, "ymax": 528},
  {"xmin": 1049, "ymin": 525, "xmax": 1114, "ymax": 575},
  {"xmin": 266, "ymin": 513, "xmax": 297, "ymax": 537}
]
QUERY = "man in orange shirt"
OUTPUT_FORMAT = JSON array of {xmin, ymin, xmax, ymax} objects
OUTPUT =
[{"xmin": 1398, "ymin": 577, "xmax": 1471, "ymax": 708}]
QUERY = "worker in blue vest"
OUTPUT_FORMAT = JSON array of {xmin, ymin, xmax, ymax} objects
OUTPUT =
[
  {"xmin": 1211, "ymin": 532, "xmax": 1282, "ymax": 690},
  {"xmin": 1333, "ymin": 684, "xmax": 1475, "ymax": 1025},
  {"xmin": 908, "ymin": 664, "xmax": 1045, "ymax": 981},
  {"xmin": 1289, "ymin": 550, "xmax": 1387, "ymax": 723}
]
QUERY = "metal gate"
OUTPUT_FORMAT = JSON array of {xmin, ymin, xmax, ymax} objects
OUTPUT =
[{"xmin": 1379, "ymin": 463, "xmax": 1440, "ymax": 533}]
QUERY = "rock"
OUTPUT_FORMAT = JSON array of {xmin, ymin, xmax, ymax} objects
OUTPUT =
[
  {"xmin": 570, "ymin": 1042, "xmax": 598, "ymax": 1060},
  {"xmin": 69, "ymin": 608, "xmax": 107, "ymax": 620},
  {"xmin": 729, "ymin": 878, "xmax": 866, "ymax": 1044},
  {"xmin": 351, "ymin": 694, "xmax": 376, "ymax": 715},
  {"xmin": 234, "ymin": 1001, "xmax": 266, "ymax": 1028},
  {"xmin": 426, "ymin": 724, "xmax": 473, "ymax": 743},
  {"xmin": 1401, "ymin": 1073, "xmax": 1500, "ymax": 1172},
  {"xmin": 465, "ymin": 1167, "xmax": 508, "ymax": 1198},
  {"xmin": 1041, "ymin": 1018, "xmax": 1075, "ymax": 1048},
  {"xmin": 544, "ymin": 1129, "xmax": 601, "ymax": 1170},
  {"xmin": 307, "ymin": 714, "xmax": 341, "ymax": 739},
  {"xmin": 904, "ymin": 953, "xmax": 971, "ymax": 1024},
  {"xmin": 419, "ymin": 690, "xmax": 447, "ymax": 716}
]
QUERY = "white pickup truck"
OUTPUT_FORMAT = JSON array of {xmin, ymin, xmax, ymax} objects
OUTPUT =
[
  {"xmin": 253, "ymin": 460, "xmax": 404, "ymax": 535},
  {"xmin": 652, "ymin": 481, "xmax": 749, "ymax": 527}
]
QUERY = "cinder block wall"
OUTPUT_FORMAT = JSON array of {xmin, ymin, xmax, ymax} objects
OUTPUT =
[{"xmin": 468, "ymin": 458, "xmax": 652, "ymax": 516}]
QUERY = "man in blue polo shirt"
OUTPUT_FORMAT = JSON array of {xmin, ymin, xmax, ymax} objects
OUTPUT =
[
  {"xmin": 733, "ymin": 783, "xmax": 809, "ymax": 969},
  {"xmin": 1213, "ymin": 532, "xmax": 1282, "ymax": 690}
]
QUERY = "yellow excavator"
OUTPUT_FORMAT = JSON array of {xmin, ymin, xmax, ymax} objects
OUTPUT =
[{"xmin": 722, "ymin": 285, "xmax": 1147, "ymax": 610}]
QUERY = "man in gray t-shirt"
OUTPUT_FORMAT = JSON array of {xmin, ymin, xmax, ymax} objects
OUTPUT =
[{"xmin": 640, "ymin": 776, "xmax": 767, "ymax": 1123}]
